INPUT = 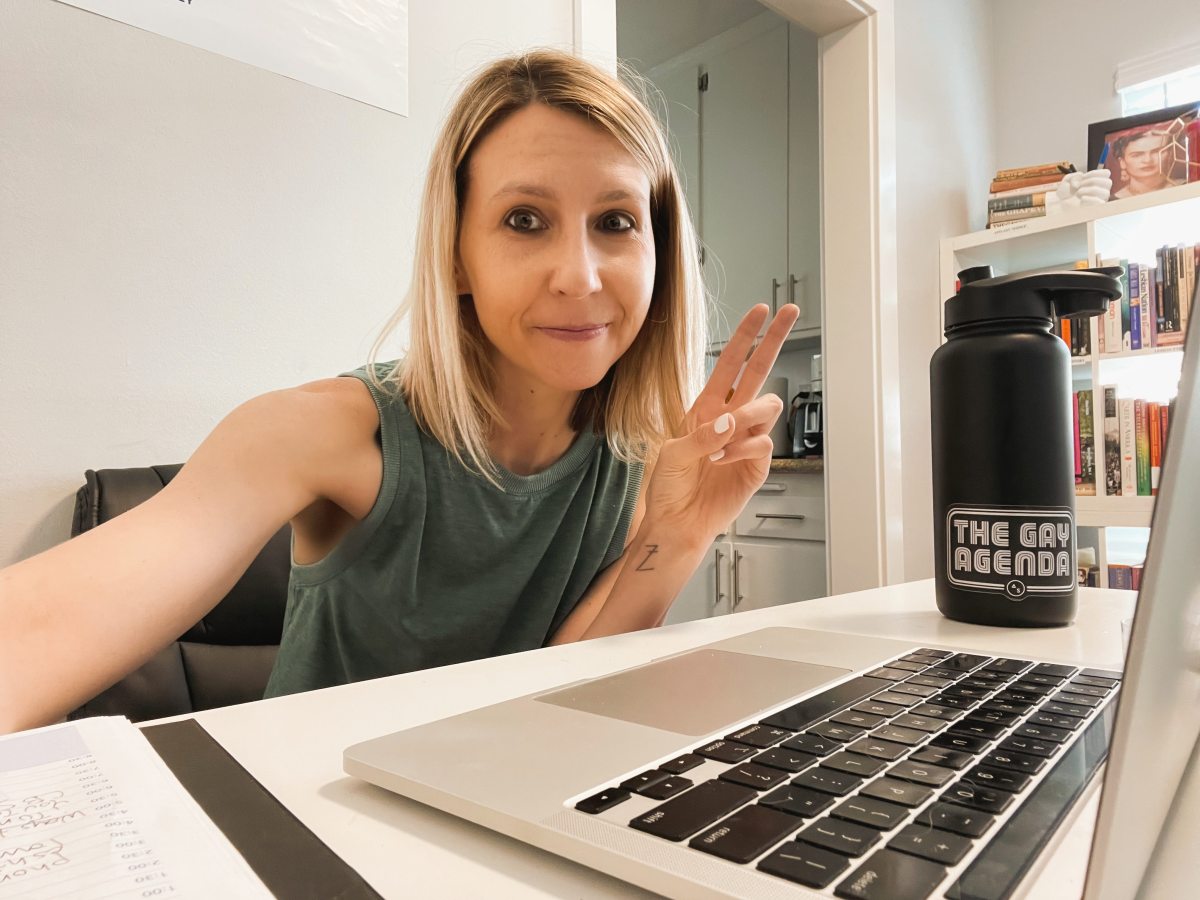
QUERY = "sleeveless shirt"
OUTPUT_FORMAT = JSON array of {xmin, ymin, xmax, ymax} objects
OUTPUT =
[{"xmin": 262, "ymin": 363, "xmax": 644, "ymax": 698}]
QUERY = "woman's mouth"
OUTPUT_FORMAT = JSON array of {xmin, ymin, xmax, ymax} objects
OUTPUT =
[{"xmin": 536, "ymin": 324, "xmax": 609, "ymax": 342}]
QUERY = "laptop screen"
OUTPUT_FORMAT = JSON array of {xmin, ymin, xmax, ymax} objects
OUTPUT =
[{"xmin": 1084, "ymin": 277, "xmax": 1200, "ymax": 900}]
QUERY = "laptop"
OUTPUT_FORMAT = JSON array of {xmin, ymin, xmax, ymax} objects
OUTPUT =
[{"xmin": 344, "ymin": 301, "xmax": 1200, "ymax": 899}]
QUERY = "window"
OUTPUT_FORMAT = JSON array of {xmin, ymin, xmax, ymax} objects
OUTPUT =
[{"xmin": 1115, "ymin": 42, "xmax": 1200, "ymax": 115}]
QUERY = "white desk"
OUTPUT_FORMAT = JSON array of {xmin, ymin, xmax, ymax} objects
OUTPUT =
[{"xmin": 166, "ymin": 579, "xmax": 1134, "ymax": 899}]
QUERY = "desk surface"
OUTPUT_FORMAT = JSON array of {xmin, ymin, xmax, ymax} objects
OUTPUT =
[{"xmin": 170, "ymin": 579, "xmax": 1134, "ymax": 899}]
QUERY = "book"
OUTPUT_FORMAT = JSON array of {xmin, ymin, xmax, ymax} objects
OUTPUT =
[
  {"xmin": 994, "ymin": 161, "xmax": 1075, "ymax": 181},
  {"xmin": 1072, "ymin": 390, "xmax": 1082, "ymax": 485},
  {"xmin": 1103, "ymin": 385, "xmax": 1121, "ymax": 496},
  {"xmin": 988, "ymin": 193, "xmax": 1048, "ymax": 212},
  {"xmin": 1148, "ymin": 401, "xmax": 1162, "ymax": 495},
  {"xmin": 1139, "ymin": 263, "xmax": 1156, "ymax": 349},
  {"xmin": 988, "ymin": 206, "xmax": 1048, "ymax": 222},
  {"xmin": 988, "ymin": 183, "xmax": 1057, "ymax": 200},
  {"xmin": 1099, "ymin": 257, "xmax": 1121, "ymax": 354},
  {"xmin": 1135, "ymin": 399, "xmax": 1150, "ymax": 496},
  {"xmin": 1119, "ymin": 260, "xmax": 1131, "ymax": 351},
  {"xmin": 1120, "ymin": 398, "xmax": 1137, "ymax": 497},
  {"xmin": 988, "ymin": 172, "xmax": 1071, "ymax": 194},
  {"xmin": 1108, "ymin": 564, "xmax": 1135, "ymax": 589},
  {"xmin": 1077, "ymin": 389, "xmax": 1096, "ymax": 495},
  {"xmin": 1129, "ymin": 262, "xmax": 1141, "ymax": 350}
]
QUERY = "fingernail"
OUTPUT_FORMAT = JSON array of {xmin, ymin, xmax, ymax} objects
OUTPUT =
[
  {"xmin": 709, "ymin": 450, "xmax": 725, "ymax": 462},
  {"xmin": 714, "ymin": 413, "xmax": 733, "ymax": 434}
]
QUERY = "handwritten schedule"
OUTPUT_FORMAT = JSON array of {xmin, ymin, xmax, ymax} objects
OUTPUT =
[{"xmin": 0, "ymin": 718, "xmax": 270, "ymax": 898}]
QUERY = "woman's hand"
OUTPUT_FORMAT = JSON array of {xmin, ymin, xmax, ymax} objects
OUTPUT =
[{"xmin": 645, "ymin": 303, "xmax": 801, "ymax": 546}]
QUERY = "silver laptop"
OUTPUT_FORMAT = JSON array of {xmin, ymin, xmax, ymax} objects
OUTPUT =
[{"xmin": 344, "ymin": 304, "xmax": 1200, "ymax": 899}]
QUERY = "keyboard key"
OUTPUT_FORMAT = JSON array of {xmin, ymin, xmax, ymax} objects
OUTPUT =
[
  {"xmin": 888, "ymin": 824, "xmax": 972, "ymax": 865},
  {"xmin": 867, "ymin": 666, "xmax": 914, "ymax": 681},
  {"xmin": 854, "ymin": 700, "xmax": 906, "ymax": 717},
  {"xmin": 957, "ymin": 677, "xmax": 998, "ymax": 690},
  {"xmin": 720, "ymin": 762, "xmax": 791, "ymax": 790},
  {"xmin": 760, "ymin": 784, "xmax": 836, "ymax": 818},
  {"xmin": 923, "ymin": 667, "xmax": 967, "ymax": 680},
  {"xmin": 638, "ymin": 776, "xmax": 693, "ymax": 800},
  {"xmin": 969, "ymin": 670, "xmax": 1012, "ymax": 684},
  {"xmin": 833, "ymin": 795, "xmax": 910, "ymax": 830},
  {"xmin": 993, "ymin": 689, "xmax": 1042, "ymax": 705},
  {"xmin": 891, "ymin": 713, "xmax": 947, "ymax": 733},
  {"xmin": 630, "ymin": 779, "xmax": 756, "ymax": 841},
  {"xmin": 871, "ymin": 724, "xmax": 928, "ymax": 746},
  {"xmin": 945, "ymin": 779, "xmax": 1013, "ymax": 814},
  {"xmin": 1055, "ymin": 691, "xmax": 1102, "ymax": 708},
  {"xmin": 964, "ymin": 764, "xmax": 1030, "ymax": 793},
  {"xmin": 901, "ymin": 653, "xmax": 942, "ymax": 664},
  {"xmin": 930, "ymin": 732, "xmax": 989, "ymax": 754},
  {"xmin": 1078, "ymin": 668, "xmax": 1122, "ymax": 682},
  {"xmin": 1008, "ymin": 680, "xmax": 1055, "ymax": 696},
  {"xmin": 1027, "ymin": 711, "xmax": 1083, "ymax": 731},
  {"xmin": 799, "ymin": 817, "xmax": 881, "ymax": 857},
  {"xmin": 822, "ymin": 752, "xmax": 886, "ymax": 778},
  {"xmin": 1042, "ymin": 701, "xmax": 1091, "ymax": 719},
  {"xmin": 860, "ymin": 778, "xmax": 933, "ymax": 808},
  {"xmin": 942, "ymin": 685, "xmax": 993, "ymax": 701},
  {"xmin": 753, "ymin": 747, "xmax": 818, "ymax": 773},
  {"xmin": 915, "ymin": 801, "xmax": 994, "ymax": 837},
  {"xmin": 1013, "ymin": 723, "xmax": 1071, "ymax": 743},
  {"xmin": 980, "ymin": 699, "xmax": 1031, "ymax": 715},
  {"xmin": 983, "ymin": 657, "xmax": 1033, "ymax": 675},
  {"xmin": 696, "ymin": 739, "xmax": 758, "ymax": 763},
  {"xmin": 888, "ymin": 682, "xmax": 939, "ymax": 698},
  {"xmin": 887, "ymin": 759, "xmax": 956, "ymax": 787},
  {"xmin": 575, "ymin": 787, "xmax": 629, "ymax": 814},
  {"xmin": 832, "ymin": 710, "xmax": 886, "ymax": 730},
  {"xmin": 998, "ymin": 736, "xmax": 1058, "ymax": 758},
  {"xmin": 966, "ymin": 708, "xmax": 1020, "ymax": 726},
  {"xmin": 835, "ymin": 848, "xmax": 947, "ymax": 899},
  {"xmin": 871, "ymin": 691, "xmax": 922, "ymax": 708},
  {"xmin": 689, "ymin": 804, "xmax": 802, "ymax": 864},
  {"xmin": 761, "ymin": 676, "xmax": 896, "ymax": 731},
  {"xmin": 782, "ymin": 733, "xmax": 839, "ymax": 756},
  {"xmin": 948, "ymin": 719, "xmax": 1005, "ymax": 740},
  {"xmin": 906, "ymin": 675, "xmax": 955, "ymax": 689},
  {"xmin": 983, "ymin": 750, "xmax": 1046, "ymax": 775},
  {"xmin": 725, "ymin": 724, "xmax": 793, "ymax": 747},
  {"xmin": 942, "ymin": 653, "xmax": 990, "ymax": 672},
  {"xmin": 1031, "ymin": 662, "xmax": 1077, "ymax": 678},
  {"xmin": 934, "ymin": 694, "xmax": 979, "ymax": 710},
  {"xmin": 907, "ymin": 746, "xmax": 974, "ymax": 770},
  {"xmin": 758, "ymin": 839, "xmax": 849, "ymax": 889},
  {"xmin": 1065, "ymin": 681, "xmax": 1111, "ymax": 697},
  {"xmin": 917, "ymin": 648, "xmax": 952, "ymax": 659},
  {"xmin": 885, "ymin": 660, "xmax": 929, "ymax": 672},
  {"xmin": 909, "ymin": 703, "xmax": 964, "ymax": 721},
  {"xmin": 793, "ymin": 767, "xmax": 863, "ymax": 797},
  {"xmin": 620, "ymin": 770, "xmax": 670, "ymax": 792},
  {"xmin": 1020, "ymin": 672, "xmax": 1066, "ymax": 687},
  {"xmin": 846, "ymin": 737, "xmax": 909, "ymax": 761},
  {"xmin": 811, "ymin": 722, "xmax": 867, "ymax": 743},
  {"xmin": 659, "ymin": 753, "xmax": 705, "ymax": 774}
]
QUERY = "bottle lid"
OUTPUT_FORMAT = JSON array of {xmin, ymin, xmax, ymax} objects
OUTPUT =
[{"xmin": 945, "ymin": 265, "xmax": 1123, "ymax": 331}]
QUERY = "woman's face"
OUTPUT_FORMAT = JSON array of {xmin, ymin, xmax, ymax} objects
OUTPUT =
[
  {"xmin": 1121, "ymin": 132, "xmax": 1169, "ymax": 185},
  {"xmin": 456, "ymin": 103, "xmax": 656, "ymax": 399}
]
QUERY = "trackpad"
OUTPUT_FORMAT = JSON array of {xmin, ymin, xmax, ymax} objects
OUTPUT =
[{"xmin": 535, "ymin": 649, "xmax": 850, "ymax": 736}]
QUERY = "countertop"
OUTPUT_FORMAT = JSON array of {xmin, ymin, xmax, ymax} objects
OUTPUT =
[{"xmin": 768, "ymin": 456, "xmax": 823, "ymax": 473}]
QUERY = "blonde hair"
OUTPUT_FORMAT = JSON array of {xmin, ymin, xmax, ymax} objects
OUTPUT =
[{"xmin": 370, "ymin": 49, "xmax": 707, "ymax": 482}]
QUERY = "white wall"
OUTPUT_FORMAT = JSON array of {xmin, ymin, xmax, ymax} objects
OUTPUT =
[
  {"xmin": 991, "ymin": 0, "xmax": 1200, "ymax": 175},
  {"xmin": 0, "ymin": 0, "xmax": 574, "ymax": 567},
  {"xmin": 616, "ymin": 0, "xmax": 764, "ymax": 71},
  {"xmin": 893, "ymin": 0, "xmax": 997, "ymax": 581}
]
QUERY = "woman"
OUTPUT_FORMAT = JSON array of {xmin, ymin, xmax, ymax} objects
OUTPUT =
[{"xmin": 0, "ymin": 50, "xmax": 798, "ymax": 732}]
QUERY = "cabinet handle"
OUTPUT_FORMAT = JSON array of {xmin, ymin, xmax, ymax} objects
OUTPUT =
[
  {"xmin": 788, "ymin": 273, "xmax": 801, "ymax": 318},
  {"xmin": 755, "ymin": 513, "xmax": 807, "ymax": 521},
  {"xmin": 756, "ymin": 483, "xmax": 787, "ymax": 494},
  {"xmin": 771, "ymin": 278, "xmax": 781, "ymax": 314},
  {"xmin": 713, "ymin": 548, "xmax": 725, "ymax": 609},
  {"xmin": 733, "ymin": 550, "xmax": 745, "ymax": 610}
]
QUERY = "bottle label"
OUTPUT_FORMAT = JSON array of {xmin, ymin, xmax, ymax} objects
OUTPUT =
[{"xmin": 945, "ymin": 505, "xmax": 1075, "ymax": 600}]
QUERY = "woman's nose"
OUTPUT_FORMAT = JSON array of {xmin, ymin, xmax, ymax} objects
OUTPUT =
[{"xmin": 547, "ymin": 226, "xmax": 602, "ymax": 299}]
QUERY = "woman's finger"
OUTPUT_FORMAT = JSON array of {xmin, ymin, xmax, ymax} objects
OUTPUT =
[
  {"xmin": 710, "ymin": 434, "xmax": 775, "ymax": 465},
  {"xmin": 727, "ymin": 304, "xmax": 800, "ymax": 409},
  {"xmin": 694, "ymin": 305, "xmax": 770, "ymax": 408},
  {"xmin": 659, "ymin": 411, "xmax": 737, "ymax": 466},
  {"xmin": 722, "ymin": 393, "xmax": 786, "ymax": 436}
]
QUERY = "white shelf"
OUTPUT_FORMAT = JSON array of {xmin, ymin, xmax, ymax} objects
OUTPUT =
[{"xmin": 1076, "ymin": 495, "xmax": 1156, "ymax": 529}]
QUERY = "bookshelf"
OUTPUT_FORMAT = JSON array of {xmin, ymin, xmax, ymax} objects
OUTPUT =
[{"xmin": 941, "ymin": 181, "xmax": 1200, "ymax": 588}]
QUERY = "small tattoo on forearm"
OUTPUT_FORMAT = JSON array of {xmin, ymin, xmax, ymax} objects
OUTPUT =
[{"xmin": 635, "ymin": 544, "xmax": 660, "ymax": 571}]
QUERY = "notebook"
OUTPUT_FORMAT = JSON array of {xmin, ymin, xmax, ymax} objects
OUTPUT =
[{"xmin": 344, "ymin": 297, "xmax": 1200, "ymax": 899}]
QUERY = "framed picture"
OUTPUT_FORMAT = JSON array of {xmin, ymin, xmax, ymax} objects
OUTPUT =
[{"xmin": 1087, "ymin": 101, "xmax": 1200, "ymax": 200}]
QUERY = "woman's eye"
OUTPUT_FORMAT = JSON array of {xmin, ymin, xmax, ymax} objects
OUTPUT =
[
  {"xmin": 600, "ymin": 212, "xmax": 636, "ymax": 232},
  {"xmin": 504, "ymin": 209, "xmax": 546, "ymax": 232}
]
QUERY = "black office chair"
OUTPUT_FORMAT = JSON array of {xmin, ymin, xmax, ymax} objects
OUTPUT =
[{"xmin": 69, "ymin": 464, "xmax": 291, "ymax": 722}]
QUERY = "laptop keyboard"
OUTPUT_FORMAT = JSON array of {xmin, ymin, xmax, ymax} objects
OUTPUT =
[{"xmin": 570, "ymin": 648, "xmax": 1121, "ymax": 899}]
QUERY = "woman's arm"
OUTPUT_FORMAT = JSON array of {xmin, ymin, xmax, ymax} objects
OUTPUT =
[{"xmin": 0, "ymin": 379, "xmax": 380, "ymax": 734}]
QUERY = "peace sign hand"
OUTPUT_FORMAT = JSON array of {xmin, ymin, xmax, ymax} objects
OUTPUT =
[{"xmin": 645, "ymin": 303, "xmax": 801, "ymax": 545}]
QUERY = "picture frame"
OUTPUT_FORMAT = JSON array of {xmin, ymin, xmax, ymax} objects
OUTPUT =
[{"xmin": 1087, "ymin": 101, "xmax": 1200, "ymax": 200}]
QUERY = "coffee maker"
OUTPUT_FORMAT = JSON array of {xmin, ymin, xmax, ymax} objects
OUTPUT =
[{"xmin": 789, "ymin": 354, "xmax": 823, "ymax": 458}]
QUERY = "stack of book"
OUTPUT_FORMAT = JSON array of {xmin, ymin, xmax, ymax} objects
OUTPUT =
[
  {"xmin": 1097, "ymin": 386, "xmax": 1174, "ymax": 498},
  {"xmin": 1051, "ymin": 260, "xmax": 1095, "ymax": 357},
  {"xmin": 1108, "ymin": 563, "xmax": 1144, "ymax": 591},
  {"xmin": 1096, "ymin": 245, "xmax": 1198, "ymax": 353},
  {"xmin": 987, "ymin": 161, "xmax": 1076, "ymax": 229}
]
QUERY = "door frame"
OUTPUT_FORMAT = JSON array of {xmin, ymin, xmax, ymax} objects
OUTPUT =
[{"xmin": 578, "ymin": 0, "xmax": 903, "ymax": 595}]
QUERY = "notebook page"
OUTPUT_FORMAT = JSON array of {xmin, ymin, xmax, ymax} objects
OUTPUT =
[{"xmin": 0, "ymin": 717, "xmax": 271, "ymax": 899}]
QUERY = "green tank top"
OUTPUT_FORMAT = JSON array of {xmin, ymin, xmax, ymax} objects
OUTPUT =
[{"xmin": 262, "ymin": 363, "xmax": 644, "ymax": 698}]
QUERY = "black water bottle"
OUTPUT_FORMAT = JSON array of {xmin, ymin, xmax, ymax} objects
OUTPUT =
[{"xmin": 930, "ymin": 265, "xmax": 1122, "ymax": 627}]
